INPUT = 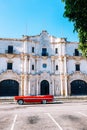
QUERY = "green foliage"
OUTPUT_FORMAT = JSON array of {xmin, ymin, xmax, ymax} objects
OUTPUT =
[
  {"xmin": 78, "ymin": 43, "xmax": 87, "ymax": 57},
  {"xmin": 62, "ymin": 0, "xmax": 87, "ymax": 57}
]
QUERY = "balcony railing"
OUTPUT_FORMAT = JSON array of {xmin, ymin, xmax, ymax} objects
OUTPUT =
[
  {"xmin": 5, "ymin": 50, "xmax": 16, "ymax": 54},
  {"xmin": 41, "ymin": 52, "xmax": 48, "ymax": 56},
  {"xmin": 73, "ymin": 53, "xmax": 82, "ymax": 56}
]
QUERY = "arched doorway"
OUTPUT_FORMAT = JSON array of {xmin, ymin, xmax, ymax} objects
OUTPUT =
[
  {"xmin": 0, "ymin": 80, "xmax": 19, "ymax": 96},
  {"xmin": 71, "ymin": 80, "xmax": 87, "ymax": 95},
  {"xmin": 40, "ymin": 80, "xmax": 49, "ymax": 95}
]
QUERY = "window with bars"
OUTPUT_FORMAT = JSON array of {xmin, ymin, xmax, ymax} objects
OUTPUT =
[
  {"xmin": 75, "ymin": 64, "xmax": 80, "ymax": 71},
  {"xmin": 32, "ymin": 47, "xmax": 34, "ymax": 53},
  {"xmin": 8, "ymin": 46, "xmax": 13, "ymax": 54},
  {"xmin": 42, "ymin": 48, "xmax": 48, "ymax": 56},
  {"xmin": 7, "ymin": 63, "xmax": 12, "ymax": 70},
  {"xmin": 75, "ymin": 49, "xmax": 79, "ymax": 56}
]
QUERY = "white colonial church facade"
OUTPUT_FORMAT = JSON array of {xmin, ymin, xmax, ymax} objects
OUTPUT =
[{"xmin": 0, "ymin": 30, "xmax": 87, "ymax": 97}]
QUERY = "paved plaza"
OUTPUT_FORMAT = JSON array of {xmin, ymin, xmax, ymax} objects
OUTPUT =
[{"xmin": 0, "ymin": 102, "xmax": 87, "ymax": 130}]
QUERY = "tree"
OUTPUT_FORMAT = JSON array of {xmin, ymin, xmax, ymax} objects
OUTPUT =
[{"xmin": 62, "ymin": 0, "xmax": 87, "ymax": 57}]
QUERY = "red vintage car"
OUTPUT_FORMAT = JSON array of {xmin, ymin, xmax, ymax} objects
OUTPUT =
[{"xmin": 14, "ymin": 95, "xmax": 54, "ymax": 105}]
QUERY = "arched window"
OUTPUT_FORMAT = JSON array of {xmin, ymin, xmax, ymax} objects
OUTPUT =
[{"xmin": 56, "ymin": 65, "xmax": 58, "ymax": 70}]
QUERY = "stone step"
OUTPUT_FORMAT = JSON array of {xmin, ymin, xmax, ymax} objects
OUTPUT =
[{"xmin": 0, "ymin": 97, "xmax": 14, "ymax": 103}]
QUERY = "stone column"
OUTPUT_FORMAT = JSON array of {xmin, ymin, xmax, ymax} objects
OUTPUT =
[
  {"xmin": 51, "ymin": 59, "xmax": 53, "ymax": 74},
  {"xmin": 36, "ymin": 78, "xmax": 38, "ymax": 95},
  {"xmin": 20, "ymin": 74, "xmax": 24, "ymax": 95},
  {"xmin": 37, "ymin": 58, "xmax": 39, "ymax": 73},
  {"xmin": 24, "ymin": 40, "xmax": 28, "ymax": 53},
  {"xmin": 64, "ymin": 56, "xmax": 68, "ymax": 96},
  {"xmin": 35, "ymin": 58, "xmax": 38, "ymax": 73},
  {"xmin": 51, "ymin": 58, "xmax": 55, "ymax": 74},
  {"xmin": 24, "ymin": 55, "xmax": 28, "ymax": 74},
  {"xmin": 20, "ymin": 53, "xmax": 24, "ymax": 74},
  {"xmin": 52, "ymin": 79, "xmax": 55, "ymax": 95},
  {"xmin": 64, "ymin": 75, "xmax": 68, "ymax": 96},
  {"xmin": 24, "ymin": 75, "xmax": 28, "ymax": 95},
  {"xmin": 60, "ymin": 75, "xmax": 64, "ymax": 96},
  {"xmin": 27, "ymin": 56, "xmax": 29, "ymax": 74},
  {"xmin": 28, "ymin": 78, "xmax": 31, "ymax": 95},
  {"xmin": 36, "ymin": 57, "xmax": 39, "ymax": 73},
  {"xmin": 28, "ymin": 58, "xmax": 31, "ymax": 74},
  {"xmin": 54, "ymin": 60, "xmax": 55, "ymax": 74},
  {"xmin": 59, "ymin": 56, "xmax": 64, "ymax": 96}
]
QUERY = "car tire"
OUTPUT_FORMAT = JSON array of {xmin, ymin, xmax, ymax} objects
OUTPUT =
[
  {"xmin": 42, "ymin": 100, "xmax": 47, "ymax": 104},
  {"xmin": 17, "ymin": 99, "xmax": 24, "ymax": 105}
]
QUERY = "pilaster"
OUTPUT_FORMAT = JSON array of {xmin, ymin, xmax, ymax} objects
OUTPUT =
[
  {"xmin": 28, "ymin": 78, "xmax": 31, "ymax": 95},
  {"xmin": 20, "ymin": 74, "xmax": 24, "ymax": 95},
  {"xmin": 59, "ymin": 56, "xmax": 64, "ymax": 96},
  {"xmin": 52, "ymin": 79, "xmax": 55, "ymax": 95},
  {"xmin": 64, "ymin": 56, "xmax": 68, "ymax": 96},
  {"xmin": 36, "ymin": 77, "xmax": 38, "ymax": 95},
  {"xmin": 24, "ymin": 75, "xmax": 28, "ymax": 95},
  {"xmin": 51, "ymin": 58, "xmax": 55, "ymax": 74}
]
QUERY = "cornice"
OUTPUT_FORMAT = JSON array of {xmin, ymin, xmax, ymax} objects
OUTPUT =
[
  {"xmin": 0, "ymin": 70, "xmax": 20, "ymax": 76},
  {"xmin": 67, "ymin": 41, "xmax": 79, "ymax": 44},
  {"xmin": 66, "ymin": 55, "xmax": 85, "ymax": 61},
  {"xmin": 0, "ymin": 38, "xmax": 23, "ymax": 42},
  {"xmin": 28, "ymin": 55, "xmax": 65, "ymax": 60},
  {"xmin": 69, "ymin": 71, "xmax": 87, "ymax": 77},
  {"xmin": 0, "ymin": 53, "xmax": 20, "ymax": 59},
  {"xmin": 51, "ymin": 55, "xmax": 59, "ymax": 60}
]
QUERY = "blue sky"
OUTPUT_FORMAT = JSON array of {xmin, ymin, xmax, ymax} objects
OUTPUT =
[{"xmin": 0, "ymin": 0, "xmax": 78, "ymax": 41}]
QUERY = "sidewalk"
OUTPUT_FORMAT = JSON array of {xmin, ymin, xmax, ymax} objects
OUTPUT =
[
  {"xmin": 0, "ymin": 96, "xmax": 87, "ymax": 104},
  {"xmin": 54, "ymin": 96, "xmax": 87, "ymax": 103}
]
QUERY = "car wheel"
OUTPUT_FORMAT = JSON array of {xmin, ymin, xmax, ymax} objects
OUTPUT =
[
  {"xmin": 17, "ymin": 100, "xmax": 24, "ymax": 105},
  {"xmin": 42, "ymin": 100, "xmax": 47, "ymax": 104}
]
